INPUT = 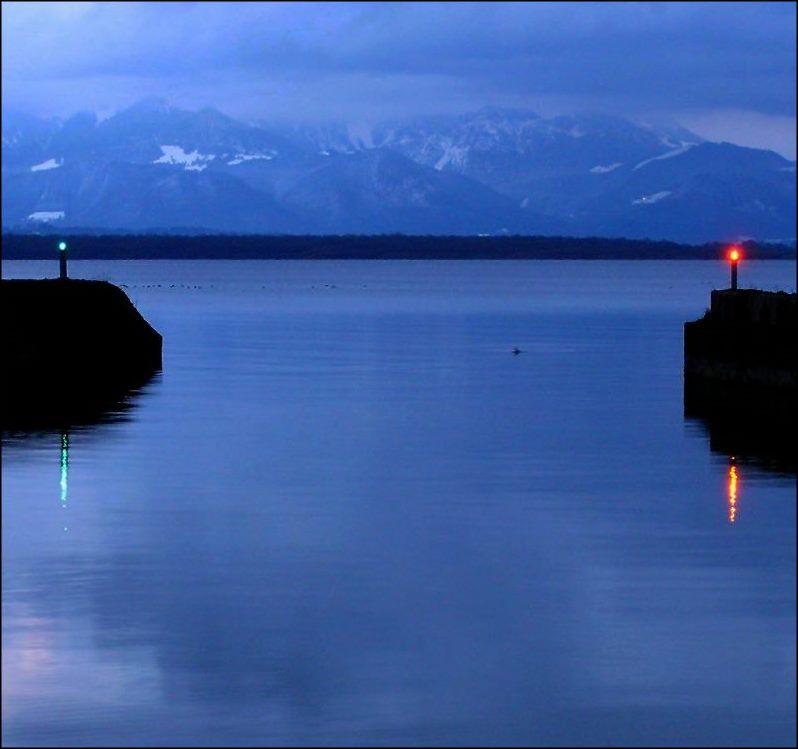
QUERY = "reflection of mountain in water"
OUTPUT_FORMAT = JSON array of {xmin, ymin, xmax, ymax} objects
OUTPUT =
[{"xmin": 684, "ymin": 378, "xmax": 796, "ymax": 476}]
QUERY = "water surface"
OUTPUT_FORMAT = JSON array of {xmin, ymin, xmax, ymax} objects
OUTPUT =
[{"xmin": 3, "ymin": 260, "xmax": 795, "ymax": 747}]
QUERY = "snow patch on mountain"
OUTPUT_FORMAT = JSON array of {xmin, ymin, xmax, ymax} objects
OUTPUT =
[
  {"xmin": 590, "ymin": 162, "xmax": 623, "ymax": 174},
  {"xmin": 28, "ymin": 210, "xmax": 65, "ymax": 221},
  {"xmin": 154, "ymin": 145, "xmax": 215, "ymax": 170},
  {"xmin": 632, "ymin": 190, "xmax": 672, "ymax": 205},
  {"xmin": 434, "ymin": 143, "xmax": 469, "ymax": 171},
  {"xmin": 31, "ymin": 158, "xmax": 62, "ymax": 172},
  {"xmin": 227, "ymin": 152, "xmax": 275, "ymax": 165},
  {"xmin": 634, "ymin": 142, "xmax": 695, "ymax": 170}
]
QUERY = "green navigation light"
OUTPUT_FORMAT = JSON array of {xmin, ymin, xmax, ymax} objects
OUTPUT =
[{"xmin": 58, "ymin": 241, "xmax": 67, "ymax": 251}]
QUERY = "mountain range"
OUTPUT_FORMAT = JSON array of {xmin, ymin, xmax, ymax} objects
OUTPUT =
[{"xmin": 2, "ymin": 98, "xmax": 795, "ymax": 242}]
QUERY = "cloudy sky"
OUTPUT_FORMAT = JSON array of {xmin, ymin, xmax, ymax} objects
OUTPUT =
[{"xmin": 2, "ymin": 1, "xmax": 796, "ymax": 157}]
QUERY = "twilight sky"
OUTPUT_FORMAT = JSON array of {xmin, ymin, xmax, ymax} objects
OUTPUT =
[{"xmin": 2, "ymin": 1, "xmax": 796, "ymax": 158}]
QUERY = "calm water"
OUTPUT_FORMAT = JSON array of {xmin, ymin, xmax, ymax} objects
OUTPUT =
[{"xmin": 2, "ymin": 260, "xmax": 795, "ymax": 747}]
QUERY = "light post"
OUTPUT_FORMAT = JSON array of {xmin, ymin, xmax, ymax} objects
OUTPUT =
[
  {"xmin": 58, "ymin": 241, "xmax": 68, "ymax": 280},
  {"xmin": 727, "ymin": 246, "xmax": 742, "ymax": 290}
]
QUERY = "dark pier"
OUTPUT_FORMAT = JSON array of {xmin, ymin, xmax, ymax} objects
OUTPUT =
[
  {"xmin": 685, "ymin": 289, "xmax": 796, "ymax": 393},
  {"xmin": 684, "ymin": 288, "xmax": 796, "ymax": 472},
  {"xmin": 2, "ymin": 279, "xmax": 163, "ymax": 429}
]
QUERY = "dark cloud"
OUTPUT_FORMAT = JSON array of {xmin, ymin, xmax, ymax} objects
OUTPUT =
[{"xmin": 2, "ymin": 2, "xmax": 795, "ymax": 153}]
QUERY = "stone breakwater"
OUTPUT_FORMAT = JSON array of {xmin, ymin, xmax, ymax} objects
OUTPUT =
[{"xmin": 2, "ymin": 279, "xmax": 162, "ymax": 428}]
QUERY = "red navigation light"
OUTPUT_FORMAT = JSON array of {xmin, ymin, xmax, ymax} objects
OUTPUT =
[{"xmin": 728, "ymin": 246, "xmax": 742, "ymax": 263}]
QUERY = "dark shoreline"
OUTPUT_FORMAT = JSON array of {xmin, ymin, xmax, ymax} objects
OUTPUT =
[{"xmin": 3, "ymin": 233, "xmax": 795, "ymax": 260}]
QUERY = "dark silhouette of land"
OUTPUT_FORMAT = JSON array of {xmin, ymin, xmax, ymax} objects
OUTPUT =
[
  {"xmin": 2, "ymin": 233, "xmax": 795, "ymax": 260},
  {"xmin": 2, "ymin": 279, "xmax": 162, "ymax": 430}
]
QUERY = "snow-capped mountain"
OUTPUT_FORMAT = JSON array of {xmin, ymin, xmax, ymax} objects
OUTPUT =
[{"xmin": 2, "ymin": 100, "xmax": 795, "ymax": 241}]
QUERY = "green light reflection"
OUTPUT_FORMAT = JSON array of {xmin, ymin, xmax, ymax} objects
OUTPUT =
[{"xmin": 60, "ymin": 432, "xmax": 69, "ymax": 531}]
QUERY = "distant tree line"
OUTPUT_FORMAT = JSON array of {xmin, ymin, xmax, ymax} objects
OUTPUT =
[{"xmin": 2, "ymin": 233, "xmax": 795, "ymax": 260}]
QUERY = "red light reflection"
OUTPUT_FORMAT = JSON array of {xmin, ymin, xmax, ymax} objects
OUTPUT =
[{"xmin": 728, "ymin": 460, "xmax": 740, "ymax": 524}]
